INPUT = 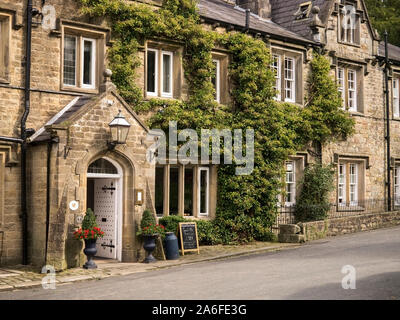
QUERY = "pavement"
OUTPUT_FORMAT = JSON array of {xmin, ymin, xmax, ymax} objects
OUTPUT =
[
  {"xmin": 1, "ymin": 226, "xmax": 400, "ymax": 300},
  {"xmin": 0, "ymin": 241, "xmax": 299, "ymax": 293}
]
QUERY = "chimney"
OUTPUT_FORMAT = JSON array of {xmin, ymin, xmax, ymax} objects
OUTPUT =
[{"xmin": 236, "ymin": 0, "xmax": 271, "ymax": 20}]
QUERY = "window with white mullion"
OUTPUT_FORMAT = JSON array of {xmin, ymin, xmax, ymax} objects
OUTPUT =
[
  {"xmin": 285, "ymin": 161, "xmax": 296, "ymax": 206},
  {"xmin": 395, "ymin": 165, "xmax": 400, "ymax": 206},
  {"xmin": 81, "ymin": 37, "xmax": 96, "ymax": 89},
  {"xmin": 349, "ymin": 163, "xmax": 358, "ymax": 205},
  {"xmin": 284, "ymin": 57, "xmax": 295, "ymax": 102},
  {"xmin": 146, "ymin": 49, "xmax": 158, "ymax": 97},
  {"xmin": 337, "ymin": 67, "xmax": 345, "ymax": 109},
  {"xmin": 338, "ymin": 164, "xmax": 346, "ymax": 206},
  {"xmin": 393, "ymin": 78, "xmax": 399, "ymax": 117},
  {"xmin": 347, "ymin": 69, "xmax": 357, "ymax": 111},
  {"xmin": 272, "ymin": 54, "xmax": 281, "ymax": 100},
  {"xmin": 63, "ymin": 35, "xmax": 77, "ymax": 86},
  {"xmin": 161, "ymin": 51, "xmax": 173, "ymax": 98}
]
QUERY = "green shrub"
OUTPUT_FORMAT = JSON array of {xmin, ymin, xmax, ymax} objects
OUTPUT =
[
  {"xmin": 158, "ymin": 215, "xmax": 187, "ymax": 235},
  {"xmin": 140, "ymin": 209, "xmax": 156, "ymax": 229},
  {"xmin": 294, "ymin": 163, "xmax": 335, "ymax": 222},
  {"xmin": 82, "ymin": 208, "xmax": 97, "ymax": 230}
]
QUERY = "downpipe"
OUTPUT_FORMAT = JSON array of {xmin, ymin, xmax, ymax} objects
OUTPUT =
[{"xmin": 21, "ymin": 0, "xmax": 33, "ymax": 265}]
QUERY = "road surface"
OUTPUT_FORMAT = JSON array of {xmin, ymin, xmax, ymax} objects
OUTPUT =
[{"xmin": 1, "ymin": 226, "xmax": 400, "ymax": 300}]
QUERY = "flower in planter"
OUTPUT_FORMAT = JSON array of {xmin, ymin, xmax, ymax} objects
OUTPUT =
[
  {"xmin": 137, "ymin": 223, "xmax": 166, "ymax": 237},
  {"xmin": 73, "ymin": 208, "xmax": 105, "ymax": 240}
]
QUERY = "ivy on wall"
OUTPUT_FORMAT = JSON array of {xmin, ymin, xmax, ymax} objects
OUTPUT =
[{"xmin": 80, "ymin": 0, "xmax": 355, "ymax": 243}]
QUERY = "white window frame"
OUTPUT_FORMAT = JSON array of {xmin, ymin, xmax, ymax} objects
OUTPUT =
[
  {"xmin": 272, "ymin": 54, "xmax": 281, "ymax": 101},
  {"xmin": 338, "ymin": 163, "xmax": 346, "ymax": 205},
  {"xmin": 349, "ymin": 163, "xmax": 358, "ymax": 206},
  {"xmin": 80, "ymin": 37, "xmax": 96, "ymax": 89},
  {"xmin": 395, "ymin": 165, "xmax": 400, "ymax": 206},
  {"xmin": 146, "ymin": 48, "xmax": 158, "ymax": 97},
  {"xmin": 161, "ymin": 50, "xmax": 173, "ymax": 98},
  {"xmin": 393, "ymin": 78, "xmax": 399, "ymax": 118},
  {"xmin": 347, "ymin": 69, "xmax": 357, "ymax": 112},
  {"xmin": 63, "ymin": 35, "xmax": 77, "ymax": 87},
  {"xmin": 285, "ymin": 161, "xmax": 296, "ymax": 206},
  {"xmin": 198, "ymin": 167, "xmax": 209, "ymax": 216},
  {"xmin": 284, "ymin": 57, "xmax": 295, "ymax": 103},
  {"xmin": 337, "ymin": 67, "xmax": 345, "ymax": 109},
  {"xmin": 212, "ymin": 59, "xmax": 221, "ymax": 103}
]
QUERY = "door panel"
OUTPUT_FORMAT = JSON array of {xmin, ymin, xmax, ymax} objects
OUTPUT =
[{"xmin": 93, "ymin": 178, "xmax": 117, "ymax": 259}]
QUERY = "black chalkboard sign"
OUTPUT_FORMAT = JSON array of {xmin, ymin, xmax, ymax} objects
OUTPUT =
[{"xmin": 178, "ymin": 222, "xmax": 200, "ymax": 255}]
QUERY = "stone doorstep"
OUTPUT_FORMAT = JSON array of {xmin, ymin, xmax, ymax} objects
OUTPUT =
[{"xmin": 0, "ymin": 243, "xmax": 301, "ymax": 292}]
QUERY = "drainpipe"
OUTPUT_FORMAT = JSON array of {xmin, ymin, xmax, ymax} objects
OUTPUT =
[
  {"xmin": 21, "ymin": 0, "xmax": 33, "ymax": 265},
  {"xmin": 44, "ymin": 140, "xmax": 52, "ymax": 265},
  {"xmin": 245, "ymin": 9, "xmax": 250, "ymax": 30},
  {"xmin": 384, "ymin": 31, "xmax": 392, "ymax": 212}
]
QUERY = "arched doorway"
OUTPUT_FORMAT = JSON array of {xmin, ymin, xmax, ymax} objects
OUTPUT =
[{"xmin": 87, "ymin": 157, "xmax": 123, "ymax": 261}]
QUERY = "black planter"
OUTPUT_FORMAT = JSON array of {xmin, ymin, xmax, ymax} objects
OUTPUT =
[
  {"xmin": 83, "ymin": 238, "xmax": 98, "ymax": 269},
  {"xmin": 143, "ymin": 234, "xmax": 158, "ymax": 263}
]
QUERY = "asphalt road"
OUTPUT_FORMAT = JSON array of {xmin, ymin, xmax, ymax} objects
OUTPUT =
[{"xmin": 1, "ymin": 226, "xmax": 400, "ymax": 300}]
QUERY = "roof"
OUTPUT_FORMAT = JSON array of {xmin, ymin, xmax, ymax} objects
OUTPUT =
[
  {"xmin": 269, "ymin": 0, "xmax": 333, "ymax": 41},
  {"xmin": 378, "ymin": 43, "xmax": 400, "ymax": 63},
  {"xmin": 198, "ymin": 0, "xmax": 315, "ymax": 44},
  {"xmin": 28, "ymin": 96, "xmax": 94, "ymax": 143}
]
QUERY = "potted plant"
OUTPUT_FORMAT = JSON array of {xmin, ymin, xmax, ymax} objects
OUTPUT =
[
  {"xmin": 137, "ymin": 209, "xmax": 165, "ymax": 263},
  {"xmin": 73, "ymin": 208, "xmax": 104, "ymax": 269}
]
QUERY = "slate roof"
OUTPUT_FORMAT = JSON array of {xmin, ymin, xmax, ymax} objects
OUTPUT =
[
  {"xmin": 29, "ymin": 95, "xmax": 93, "ymax": 143},
  {"xmin": 269, "ymin": 0, "xmax": 334, "ymax": 40},
  {"xmin": 198, "ymin": 0, "xmax": 315, "ymax": 44},
  {"xmin": 378, "ymin": 43, "xmax": 400, "ymax": 64}
]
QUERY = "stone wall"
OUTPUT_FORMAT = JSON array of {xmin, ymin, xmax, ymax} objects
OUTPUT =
[{"xmin": 300, "ymin": 211, "xmax": 400, "ymax": 241}]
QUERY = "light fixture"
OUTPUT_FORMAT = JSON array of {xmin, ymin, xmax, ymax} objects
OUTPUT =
[{"xmin": 108, "ymin": 110, "xmax": 131, "ymax": 149}]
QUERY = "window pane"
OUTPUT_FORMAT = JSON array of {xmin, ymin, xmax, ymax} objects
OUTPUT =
[
  {"xmin": 212, "ymin": 60, "xmax": 220, "ymax": 102},
  {"xmin": 169, "ymin": 167, "xmax": 179, "ymax": 215},
  {"xmin": 394, "ymin": 79, "xmax": 399, "ymax": 117},
  {"xmin": 155, "ymin": 167, "xmax": 164, "ymax": 217},
  {"xmin": 199, "ymin": 168, "xmax": 209, "ymax": 215},
  {"xmin": 83, "ymin": 40, "xmax": 93, "ymax": 85},
  {"xmin": 162, "ymin": 53, "xmax": 171, "ymax": 94},
  {"xmin": 147, "ymin": 50, "xmax": 156, "ymax": 94},
  {"xmin": 184, "ymin": 167, "xmax": 194, "ymax": 216},
  {"xmin": 284, "ymin": 57, "xmax": 295, "ymax": 102},
  {"xmin": 63, "ymin": 36, "xmax": 76, "ymax": 86}
]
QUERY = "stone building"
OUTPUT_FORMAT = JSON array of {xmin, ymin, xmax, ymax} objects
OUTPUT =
[{"xmin": 0, "ymin": 0, "xmax": 399, "ymax": 269}]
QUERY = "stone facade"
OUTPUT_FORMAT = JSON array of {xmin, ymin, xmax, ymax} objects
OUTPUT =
[{"xmin": 0, "ymin": 0, "xmax": 399, "ymax": 268}]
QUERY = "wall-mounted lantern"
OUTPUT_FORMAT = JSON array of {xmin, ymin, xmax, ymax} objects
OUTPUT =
[{"xmin": 108, "ymin": 110, "xmax": 131, "ymax": 150}]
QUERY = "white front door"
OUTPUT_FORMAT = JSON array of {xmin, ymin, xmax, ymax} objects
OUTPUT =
[{"xmin": 93, "ymin": 178, "xmax": 117, "ymax": 259}]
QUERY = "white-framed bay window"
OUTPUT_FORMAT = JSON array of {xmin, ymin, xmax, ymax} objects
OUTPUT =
[
  {"xmin": 393, "ymin": 77, "xmax": 399, "ymax": 118},
  {"xmin": 198, "ymin": 167, "xmax": 209, "ymax": 216},
  {"xmin": 146, "ymin": 48, "xmax": 173, "ymax": 98},
  {"xmin": 63, "ymin": 35, "xmax": 97, "ymax": 89},
  {"xmin": 338, "ymin": 161, "xmax": 363, "ymax": 207},
  {"xmin": 284, "ymin": 57, "xmax": 295, "ymax": 102},
  {"xmin": 338, "ymin": 163, "xmax": 346, "ymax": 205},
  {"xmin": 394, "ymin": 165, "xmax": 400, "ymax": 206},
  {"xmin": 285, "ymin": 160, "xmax": 296, "ymax": 206},
  {"xmin": 337, "ymin": 66, "xmax": 360, "ymax": 112}
]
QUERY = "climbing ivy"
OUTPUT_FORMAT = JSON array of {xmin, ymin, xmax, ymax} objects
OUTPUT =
[{"xmin": 79, "ymin": 0, "xmax": 354, "ymax": 243}]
